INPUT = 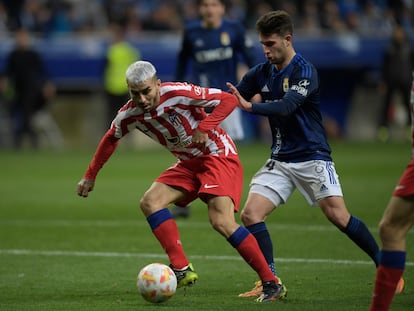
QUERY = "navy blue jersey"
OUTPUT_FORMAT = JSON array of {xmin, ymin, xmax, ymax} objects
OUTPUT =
[
  {"xmin": 237, "ymin": 53, "xmax": 332, "ymax": 162},
  {"xmin": 175, "ymin": 19, "xmax": 256, "ymax": 89}
]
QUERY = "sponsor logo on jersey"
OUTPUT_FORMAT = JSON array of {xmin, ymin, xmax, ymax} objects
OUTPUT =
[
  {"xmin": 261, "ymin": 84, "xmax": 270, "ymax": 92},
  {"xmin": 204, "ymin": 184, "xmax": 219, "ymax": 189},
  {"xmin": 291, "ymin": 79, "xmax": 309, "ymax": 96},
  {"xmin": 166, "ymin": 135, "xmax": 192, "ymax": 148},
  {"xmin": 194, "ymin": 85, "xmax": 202, "ymax": 96},
  {"xmin": 195, "ymin": 47, "xmax": 234, "ymax": 63},
  {"xmin": 166, "ymin": 137, "xmax": 179, "ymax": 144},
  {"xmin": 320, "ymin": 184, "xmax": 328, "ymax": 192}
]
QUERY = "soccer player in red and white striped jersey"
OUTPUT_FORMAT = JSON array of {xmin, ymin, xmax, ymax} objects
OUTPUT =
[
  {"xmin": 77, "ymin": 60, "xmax": 285, "ymax": 302},
  {"xmin": 369, "ymin": 73, "xmax": 414, "ymax": 311}
]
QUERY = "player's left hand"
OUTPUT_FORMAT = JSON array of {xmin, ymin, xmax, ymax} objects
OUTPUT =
[
  {"xmin": 226, "ymin": 82, "xmax": 252, "ymax": 111},
  {"xmin": 77, "ymin": 178, "xmax": 95, "ymax": 198}
]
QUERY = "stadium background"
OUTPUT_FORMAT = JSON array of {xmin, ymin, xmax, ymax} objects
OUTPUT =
[{"xmin": 0, "ymin": 0, "xmax": 413, "ymax": 148}]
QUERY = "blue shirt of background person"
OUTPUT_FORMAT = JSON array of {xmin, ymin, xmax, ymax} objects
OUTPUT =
[{"xmin": 175, "ymin": 16, "xmax": 256, "ymax": 89}]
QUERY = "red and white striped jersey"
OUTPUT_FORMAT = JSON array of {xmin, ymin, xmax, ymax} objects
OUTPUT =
[
  {"xmin": 411, "ymin": 72, "xmax": 414, "ymax": 158},
  {"xmin": 109, "ymin": 82, "xmax": 238, "ymax": 160}
]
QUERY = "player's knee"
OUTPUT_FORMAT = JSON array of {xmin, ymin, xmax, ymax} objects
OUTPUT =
[
  {"xmin": 378, "ymin": 217, "xmax": 398, "ymax": 241},
  {"xmin": 240, "ymin": 208, "xmax": 260, "ymax": 226},
  {"xmin": 139, "ymin": 194, "xmax": 160, "ymax": 215},
  {"xmin": 209, "ymin": 216, "xmax": 231, "ymax": 236},
  {"xmin": 323, "ymin": 209, "xmax": 349, "ymax": 229}
]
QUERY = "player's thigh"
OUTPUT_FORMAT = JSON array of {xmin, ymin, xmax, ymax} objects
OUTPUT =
[
  {"xmin": 140, "ymin": 182, "xmax": 186, "ymax": 216},
  {"xmin": 250, "ymin": 159, "xmax": 295, "ymax": 205}
]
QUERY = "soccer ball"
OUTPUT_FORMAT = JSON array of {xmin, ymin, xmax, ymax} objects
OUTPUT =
[{"xmin": 137, "ymin": 263, "xmax": 177, "ymax": 303}]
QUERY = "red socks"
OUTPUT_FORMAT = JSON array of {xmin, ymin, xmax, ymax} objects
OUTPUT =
[
  {"xmin": 369, "ymin": 265, "xmax": 404, "ymax": 311},
  {"xmin": 152, "ymin": 218, "xmax": 189, "ymax": 269},
  {"xmin": 235, "ymin": 233, "xmax": 278, "ymax": 283}
]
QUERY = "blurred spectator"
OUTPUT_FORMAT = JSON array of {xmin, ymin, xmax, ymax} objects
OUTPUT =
[
  {"xmin": 2, "ymin": 0, "xmax": 25, "ymax": 31},
  {"xmin": 4, "ymin": 28, "xmax": 64, "ymax": 149},
  {"xmin": 0, "ymin": 1, "xmax": 412, "ymax": 36},
  {"xmin": 320, "ymin": 0, "xmax": 348, "ymax": 32},
  {"xmin": 0, "ymin": 73, "xmax": 12, "ymax": 147},
  {"xmin": 378, "ymin": 24, "xmax": 414, "ymax": 141},
  {"xmin": 297, "ymin": 0, "xmax": 322, "ymax": 36},
  {"xmin": 142, "ymin": 1, "xmax": 183, "ymax": 31},
  {"xmin": 103, "ymin": 22, "xmax": 141, "ymax": 125},
  {"xmin": 0, "ymin": 2, "xmax": 9, "ymax": 35},
  {"xmin": 357, "ymin": 1, "xmax": 393, "ymax": 36}
]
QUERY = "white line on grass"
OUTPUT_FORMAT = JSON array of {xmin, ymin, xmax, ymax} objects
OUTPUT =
[
  {"xmin": 2, "ymin": 219, "xmax": 413, "ymax": 235},
  {"xmin": 1, "ymin": 249, "xmax": 413, "ymax": 266}
]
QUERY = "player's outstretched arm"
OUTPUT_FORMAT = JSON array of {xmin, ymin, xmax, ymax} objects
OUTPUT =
[
  {"xmin": 76, "ymin": 131, "xmax": 120, "ymax": 198},
  {"xmin": 226, "ymin": 82, "xmax": 252, "ymax": 112},
  {"xmin": 77, "ymin": 178, "xmax": 95, "ymax": 198}
]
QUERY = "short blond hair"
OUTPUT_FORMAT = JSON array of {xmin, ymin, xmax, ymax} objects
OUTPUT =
[{"xmin": 126, "ymin": 61, "xmax": 157, "ymax": 85}]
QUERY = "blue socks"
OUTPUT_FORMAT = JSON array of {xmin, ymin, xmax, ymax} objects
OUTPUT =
[
  {"xmin": 246, "ymin": 222, "xmax": 276, "ymax": 276},
  {"xmin": 342, "ymin": 215, "xmax": 380, "ymax": 266}
]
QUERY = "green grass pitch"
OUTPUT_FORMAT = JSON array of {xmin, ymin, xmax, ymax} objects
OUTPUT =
[{"xmin": 0, "ymin": 141, "xmax": 413, "ymax": 310}]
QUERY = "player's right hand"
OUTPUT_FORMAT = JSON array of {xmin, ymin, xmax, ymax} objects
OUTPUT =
[
  {"xmin": 77, "ymin": 178, "xmax": 94, "ymax": 197},
  {"xmin": 226, "ymin": 82, "xmax": 252, "ymax": 111}
]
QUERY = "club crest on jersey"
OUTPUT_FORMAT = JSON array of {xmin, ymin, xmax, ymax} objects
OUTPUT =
[
  {"xmin": 291, "ymin": 79, "xmax": 309, "ymax": 96},
  {"xmin": 220, "ymin": 32, "xmax": 230, "ymax": 46},
  {"xmin": 283, "ymin": 78, "xmax": 289, "ymax": 92},
  {"xmin": 169, "ymin": 113, "xmax": 183, "ymax": 127}
]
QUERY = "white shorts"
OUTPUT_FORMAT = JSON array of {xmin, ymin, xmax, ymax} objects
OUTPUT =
[
  {"xmin": 250, "ymin": 159, "xmax": 343, "ymax": 207},
  {"xmin": 220, "ymin": 107, "xmax": 244, "ymax": 141}
]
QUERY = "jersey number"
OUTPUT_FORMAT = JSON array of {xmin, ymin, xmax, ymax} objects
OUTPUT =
[{"xmin": 265, "ymin": 160, "xmax": 276, "ymax": 171}]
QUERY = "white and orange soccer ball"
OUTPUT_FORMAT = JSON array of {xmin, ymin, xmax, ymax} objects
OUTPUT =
[{"xmin": 137, "ymin": 263, "xmax": 177, "ymax": 303}]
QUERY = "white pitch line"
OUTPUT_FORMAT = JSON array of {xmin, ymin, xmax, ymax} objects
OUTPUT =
[
  {"xmin": 1, "ymin": 249, "xmax": 413, "ymax": 266},
  {"xmin": 3, "ymin": 219, "xmax": 413, "ymax": 235}
]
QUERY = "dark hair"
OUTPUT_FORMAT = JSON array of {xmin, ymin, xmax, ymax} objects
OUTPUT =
[{"xmin": 255, "ymin": 10, "xmax": 293, "ymax": 37}]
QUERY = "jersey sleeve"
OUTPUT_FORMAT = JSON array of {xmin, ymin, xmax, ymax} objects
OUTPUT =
[
  {"xmin": 198, "ymin": 91, "xmax": 238, "ymax": 132},
  {"xmin": 83, "ymin": 130, "xmax": 120, "ymax": 181}
]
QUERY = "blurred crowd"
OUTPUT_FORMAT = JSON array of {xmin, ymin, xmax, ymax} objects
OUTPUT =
[{"xmin": 0, "ymin": 0, "xmax": 413, "ymax": 38}]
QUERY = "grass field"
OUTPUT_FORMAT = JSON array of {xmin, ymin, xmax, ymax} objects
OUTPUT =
[{"xmin": 1, "ymin": 141, "xmax": 413, "ymax": 310}]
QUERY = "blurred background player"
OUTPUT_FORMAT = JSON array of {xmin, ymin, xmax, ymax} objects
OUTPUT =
[
  {"xmin": 368, "ymin": 72, "xmax": 414, "ymax": 311},
  {"xmin": 4, "ymin": 27, "xmax": 63, "ymax": 149},
  {"xmin": 377, "ymin": 24, "xmax": 414, "ymax": 142},
  {"xmin": 103, "ymin": 22, "xmax": 141, "ymax": 126},
  {"xmin": 172, "ymin": 0, "xmax": 257, "ymax": 218}
]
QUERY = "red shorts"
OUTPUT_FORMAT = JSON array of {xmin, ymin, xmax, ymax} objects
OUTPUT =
[
  {"xmin": 156, "ymin": 154, "xmax": 243, "ymax": 211},
  {"xmin": 394, "ymin": 159, "xmax": 414, "ymax": 197}
]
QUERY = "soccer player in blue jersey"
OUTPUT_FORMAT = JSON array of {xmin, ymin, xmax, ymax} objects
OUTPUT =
[
  {"xmin": 172, "ymin": 0, "xmax": 257, "ymax": 218},
  {"xmin": 227, "ymin": 10, "xmax": 404, "ymax": 298}
]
